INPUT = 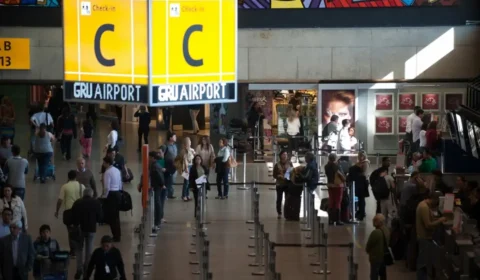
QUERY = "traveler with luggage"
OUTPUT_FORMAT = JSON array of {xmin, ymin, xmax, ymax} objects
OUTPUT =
[
  {"xmin": 325, "ymin": 153, "xmax": 346, "ymax": 225},
  {"xmin": 366, "ymin": 214, "xmax": 390, "ymax": 280},
  {"xmin": 84, "ymin": 235, "xmax": 126, "ymax": 280},
  {"xmin": 149, "ymin": 151, "xmax": 166, "ymax": 231},
  {"xmin": 4, "ymin": 145, "xmax": 28, "ymax": 199},
  {"xmin": 57, "ymin": 107, "xmax": 77, "ymax": 161},
  {"xmin": 215, "ymin": 138, "xmax": 231, "ymax": 200},
  {"xmin": 272, "ymin": 150, "xmax": 293, "ymax": 219},
  {"xmin": 0, "ymin": 184, "xmax": 28, "ymax": 231},
  {"xmin": 34, "ymin": 124, "xmax": 55, "ymax": 184},
  {"xmin": 33, "ymin": 224, "xmax": 61, "ymax": 280}
]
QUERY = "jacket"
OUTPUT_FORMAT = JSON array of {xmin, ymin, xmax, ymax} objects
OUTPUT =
[
  {"xmin": 85, "ymin": 247, "xmax": 126, "ymax": 280},
  {"xmin": 149, "ymin": 161, "xmax": 165, "ymax": 189},
  {"xmin": 57, "ymin": 114, "xmax": 77, "ymax": 138},
  {"xmin": 273, "ymin": 161, "xmax": 293, "ymax": 186},
  {"xmin": 0, "ymin": 233, "xmax": 35, "ymax": 280},
  {"xmin": 0, "ymin": 197, "xmax": 27, "ymax": 230},
  {"xmin": 302, "ymin": 161, "xmax": 319, "ymax": 190},
  {"xmin": 71, "ymin": 197, "xmax": 103, "ymax": 233},
  {"xmin": 134, "ymin": 111, "xmax": 151, "ymax": 130},
  {"xmin": 33, "ymin": 237, "xmax": 60, "ymax": 277},
  {"xmin": 189, "ymin": 165, "xmax": 210, "ymax": 190}
]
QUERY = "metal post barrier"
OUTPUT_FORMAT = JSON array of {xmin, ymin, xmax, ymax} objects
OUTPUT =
[
  {"xmin": 202, "ymin": 239, "xmax": 210, "ymax": 280},
  {"xmin": 301, "ymin": 185, "xmax": 311, "ymax": 230},
  {"xmin": 273, "ymin": 135, "xmax": 278, "ymax": 165},
  {"xmin": 267, "ymin": 250, "xmax": 276, "ymax": 280},
  {"xmin": 238, "ymin": 153, "xmax": 250, "ymax": 190},
  {"xmin": 348, "ymin": 242, "xmax": 357, "ymax": 280},
  {"xmin": 311, "ymin": 219, "xmax": 324, "ymax": 266},
  {"xmin": 232, "ymin": 148, "xmax": 237, "ymax": 182},
  {"xmin": 252, "ymin": 231, "xmax": 269, "ymax": 276},
  {"xmin": 200, "ymin": 183, "xmax": 207, "ymax": 226},
  {"xmin": 249, "ymin": 224, "xmax": 264, "ymax": 265},
  {"xmin": 249, "ymin": 192, "xmax": 260, "ymax": 243},
  {"xmin": 192, "ymin": 231, "xmax": 206, "ymax": 275},
  {"xmin": 313, "ymin": 230, "xmax": 330, "ymax": 276},
  {"xmin": 246, "ymin": 182, "xmax": 257, "ymax": 224},
  {"xmin": 350, "ymin": 182, "xmax": 359, "ymax": 224}
]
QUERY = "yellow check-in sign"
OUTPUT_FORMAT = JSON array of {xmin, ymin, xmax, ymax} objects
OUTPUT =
[
  {"xmin": 151, "ymin": 0, "xmax": 237, "ymax": 85},
  {"xmin": 0, "ymin": 38, "xmax": 30, "ymax": 70}
]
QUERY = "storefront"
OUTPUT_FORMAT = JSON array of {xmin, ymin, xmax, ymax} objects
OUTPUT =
[{"xmin": 231, "ymin": 82, "xmax": 467, "ymax": 155}]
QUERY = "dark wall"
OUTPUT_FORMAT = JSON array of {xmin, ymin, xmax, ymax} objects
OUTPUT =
[
  {"xmin": 171, "ymin": 106, "xmax": 206, "ymax": 131},
  {"xmin": 1, "ymin": 0, "xmax": 478, "ymax": 28}
]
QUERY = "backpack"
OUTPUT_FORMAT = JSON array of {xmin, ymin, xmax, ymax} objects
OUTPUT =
[
  {"xmin": 372, "ymin": 177, "xmax": 390, "ymax": 200},
  {"xmin": 119, "ymin": 190, "xmax": 133, "ymax": 212}
]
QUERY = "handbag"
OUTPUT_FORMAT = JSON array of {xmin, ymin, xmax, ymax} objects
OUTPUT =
[
  {"xmin": 383, "ymin": 230, "xmax": 395, "ymax": 266},
  {"xmin": 227, "ymin": 154, "xmax": 237, "ymax": 168}
]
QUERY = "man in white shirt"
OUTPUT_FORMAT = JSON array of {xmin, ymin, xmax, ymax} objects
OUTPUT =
[
  {"xmin": 411, "ymin": 109, "xmax": 424, "ymax": 152},
  {"xmin": 30, "ymin": 109, "xmax": 54, "ymax": 131},
  {"xmin": 405, "ymin": 106, "xmax": 421, "ymax": 142},
  {"xmin": 102, "ymin": 156, "xmax": 123, "ymax": 242},
  {"xmin": 337, "ymin": 119, "xmax": 351, "ymax": 154}
]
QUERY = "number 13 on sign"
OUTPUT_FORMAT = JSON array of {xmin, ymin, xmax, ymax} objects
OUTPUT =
[{"xmin": 170, "ymin": 3, "xmax": 180, "ymax": 17}]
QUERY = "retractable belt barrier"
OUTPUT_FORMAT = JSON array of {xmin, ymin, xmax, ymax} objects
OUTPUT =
[
  {"xmin": 189, "ymin": 184, "xmax": 213, "ymax": 279},
  {"xmin": 133, "ymin": 190, "xmax": 157, "ymax": 280},
  {"xmin": 246, "ymin": 181, "xmax": 358, "ymax": 280}
]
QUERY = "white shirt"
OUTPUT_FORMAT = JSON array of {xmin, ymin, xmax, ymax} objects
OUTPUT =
[
  {"xmin": 103, "ymin": 166, "xmax": 122, "ymax": 197},
  {"xmin": 419, "ymin": 130, "xmax": 427, "ymax": 147},
  {"xmin": 286, "ymin": 118, "xmax": 301, "ymax": 136},
  {"xmin": 405, "ymin": 112, "xmax": 416, "ymax": 133},
  {"xmin": 30, "ymin": 112, "xmax": 54, "ymax": 128},
  {"xmin": 350, "ymin": 136, "xmax": 358, "ymax": 149},
  {"xmin": 106, "ymin": 130, "xmax": 118, "ymax": 148},
  {"xmin": 337, "ymin": 127, "xmax": 351, "ymax": 152},
  {"xmin": 412, "ymin": 116, "xmax": 423, "ymax": 142}
]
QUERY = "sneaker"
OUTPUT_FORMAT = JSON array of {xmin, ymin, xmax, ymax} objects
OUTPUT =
[
  {"xmin": 74, "ymin": 271, "xmax": 82, "ymax": 280},
  {"xmin": 187, "ymin": 197, "xmax": 192, "ymax": 201},
  {"xmin": 183, "ymin": 197, "xmax": 188, "ymax": 202}
]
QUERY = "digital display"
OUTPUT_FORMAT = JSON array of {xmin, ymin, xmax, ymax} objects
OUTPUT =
[{"xmin": 466, "ymin": 120, "xmax": 478, "ymax": 158}]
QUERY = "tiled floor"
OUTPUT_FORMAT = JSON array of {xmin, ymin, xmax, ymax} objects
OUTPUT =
[{"xmin": 14, "ymin": 114, "xmax": 415, "ymax": 279}]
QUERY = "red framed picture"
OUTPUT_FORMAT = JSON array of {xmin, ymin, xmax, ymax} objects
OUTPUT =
[
  {"xmin": 444, "ymin": 93, "xmax": 463, "ymax": 111},
  {"xmin": 375, "ymin": 116, "xmax": 394, "ymax": 135},
  {"xmin": 398, "ymin": 116, "xmax": 408, "ymax": 134},
  {"xmin": 375, "ymin": 94, "xmax": 393, "ymax": 111},
  {"xmin": 398, "ymin": 93, "xmax": 416, "ymax": 111},
  {"xmin": 421, "ymin": 93, "xmax": 440, "ymax": 110}
]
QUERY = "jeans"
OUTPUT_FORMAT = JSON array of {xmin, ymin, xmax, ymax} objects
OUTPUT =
[
  {"xmin": 370, "ymin": 261, "xmax": 387, "ymax": 280},
  {"xmin": 165, "ymin": 172, "xmax": 175, "ymax": 197},
  {"xmin": 138, "ymin": 128, "xmax": 149, "ymax": 150},
  {"xmin": 356, "ymin": 195, "xmax": 366, "ymax": 220},
  {"xmin": 153, "ymin": 188, "xmax": 167, "ymax": 226},
  {"xmin": 14, "ymin": 188, "xmax": 25, "ymax": 201},
  {"xmin": 276, "ymin": 185, "xmax": 287, "ymax": 215},
  {"xmin": 182, "ymin": 166, "xmax": 192, "ymax": 198},
  {"xmin": 216, "ymin": 168, "xmax": 230, "ymax": 197},
  {"xmin": 75, "ymin": 232, "xmax": 95, "ymax": 273},
  {"xmin": 36, "ymin": 152, "xmax": 52, "ymax": 180},
  {"xmin": 60, "ymin": 134, "xmax": 73, "ymax": 160}
]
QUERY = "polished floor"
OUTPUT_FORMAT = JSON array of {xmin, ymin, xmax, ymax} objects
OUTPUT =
[{"xmin": 13, "ymin": 115, "xmax": 415, "ymax": 280}]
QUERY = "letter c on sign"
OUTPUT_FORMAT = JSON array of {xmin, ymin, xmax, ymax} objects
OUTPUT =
[
  {"xmin": 183, "ymin": 25, "xmax": 203, "ymax": 67},
  {"xmin": 94, "ymin": 24, "xmax": 116, "ymax": 67}
]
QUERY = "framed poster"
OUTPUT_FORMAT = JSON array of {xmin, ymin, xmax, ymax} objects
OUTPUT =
[
  {"xmin": 398, "ymin": 93, "xmax": 416, "ymax": 111},
  {"xmin": 375, "ymin": 116, "xmax": 394, "ymax": 135},
  {"xmin": 421, "ymin": 93, "xmax": 440, "ymax": 111},
  {"xmin": 375, "ymin": 93, "xmax": 394, "ymax": 111},
  {"xmin": 444, "ymin": 93, "xmax": 464, "ymax": 111},
  {"xmin": 398, "ymin": 115, "xmax": 408, "ymax": 134}
]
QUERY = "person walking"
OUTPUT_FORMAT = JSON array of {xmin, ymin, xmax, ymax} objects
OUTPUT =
[
  {"xmin": 0, "ymin": 136, "xmax": 13, "ymax": 168},
  {"xmin": 189, "ymin": 155, "xmax": 209, "ymax": 218},
  {"xmin": 33, "ymin": 124, "xmax": 55, "ymax": 184},
  {"xmin": 102, "ymin": 157, "xmax": 123, "ymax": 242},
  {"xmin": 247, "ymin": 102, "xmax": 265, "ymax": 152},
  {"xmin": 0, "ymin": 185, "xmax": 28, "ymax": 232},
  {"xmin": 84, "ymin": 235, "xmax": 126, "ymax": 280},
  {"xmin": 57, "ymin": 107, "xmax": 77, "ymax": 161},
  {"xmin": 80, "ymin": 118, "xmax": 94, "ymax": 158},
  {"xmin": 71, "ymin": 188, "xmax": 103, "ymax": 280},
  {"xmin": 325, "ymin": 153, "xmax": 346, "ymax": 225},
  {"xmin": 76, "ymin": 158, "xmax": 98, "ymax": 198},
  {"xmin": 180, "ymin": 137, "xmax": 195, "ymax": 202},
  {"xmin": 322, "ymin": 115, "xmax": 339, "ymax": 153},
  {"xmin": 215, "ymin": 138, "xmax": 231, "ymax": 200},
  {"xmin": 55, "ymin": 170, "xmax": 85, "ymax": 258},
  {"xmin": 188, "ymin": 105, "xmax": 201, "ymax": 134},
  {"xmin": 33, "ymin": 224, "xmax": 60, "ymax": 280},
  {"xmin": 163, "ymin": 131, "xmax": 178, "ymax": 199},
  {"xmin": 104, "ymin": 120, "xmax": 119, "ymax": 153},
  {"xmin": 366, "ymin": 214, "xmax": 390, "ymax": 280},
  {"xmin": 4, "ymin": 145, "xmax": 28, "ymax": 199},
  {"xmin": 0, "ymin": 221, "xmax": 35, "ymax": 280},
  {"xmin": 337, "ymin": 119, "xmax": 351, "ymax": 154},
  {"xmin": 134, "ymin": 105, "xmax": 151, "ymax": 152},
  {"xmin": 272, "ymin": 150, "xmax": 293, "ymax": 219},
  {"xmin": 195, "ymin": 136, "xmax": 215, "ymax": 170}
]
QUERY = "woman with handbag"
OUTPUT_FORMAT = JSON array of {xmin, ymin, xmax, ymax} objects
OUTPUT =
[
  {"xmin": 215, "ymin": 138, "xmax": 231, "ymax": 200},
  {"xmin": 195, "ymin": 136, "xmax": 215, "ymax": 170},
  {"xmin": 272, "ymin": 150, "xmax": 293, "ymax": 219},
  {"xmin": 189, "ymin": 155, "xmax": 210, "ymax": 218},
  {"xmin": 180, "ymin": 137, "xmax": 195, "ymax": 202},
  {"xmin": 366, "ymin": 214, "xmax": 391, "ymax": 280},
  {"xmin": 324, "ymin": 153, "xmax": 346, "ymax": 225}
]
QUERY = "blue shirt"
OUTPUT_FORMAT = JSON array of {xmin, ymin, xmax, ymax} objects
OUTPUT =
[
  {"xmin": 306, "ymin": 161, "xmax": 319, "ymax": 190},
  {"xmin": 0, "ymin": 223, "xmax": 9, "ymax": 238},
  {"xmin": 165, "ymin": 143, "xmax": 177, "ymax": 161}
]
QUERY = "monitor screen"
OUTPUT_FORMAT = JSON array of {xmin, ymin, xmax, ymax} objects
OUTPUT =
[
  {"xmin": 466, "ymin": 120, "xmax": 478, "ymax": 158},
  {"xmin": 455, "ymin": 114, "xmax": 467, "ymax": 152}
]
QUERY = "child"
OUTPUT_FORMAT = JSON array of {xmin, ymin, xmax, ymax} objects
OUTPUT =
[{"xmin": 80, "ymin": 118, "xmax": 94, "ymax": 158}]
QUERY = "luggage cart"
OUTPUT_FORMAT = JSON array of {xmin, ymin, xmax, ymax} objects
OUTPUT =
[{"xmin": 39, "ymin": 251, "xmax": 69, "ymax": 280}]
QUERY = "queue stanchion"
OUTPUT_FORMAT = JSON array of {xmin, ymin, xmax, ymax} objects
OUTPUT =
[
  {"xmin": 133, "ymin": 258, "xmax": 141, "ymax": 280},
  {"xmin": 348, "ymin": 242, "xmax": 357, "ymax": 280},
  {"xmin": 305, "ymin": 193, "xmax": 316, "ymax": 238},
  {"xmin": 248, "ymin": 192, "xmax": 260, "ymax": 253},
  {"xmin": 250, "ymin": 192, "xmax": 260, "ymax": 240},
  {"xmin": 202, "ymin": 239, "xmax": 210, "ymax": 280},
  {"xmin": 267, "ymin": 250, "xmax": 277, "ymax": 280},
  {"xmin": 190, "ymin": 193, "xmax": 202, "ymax": 256},
  {"xmin": 350, "ymin": 182, "xmax": 359, "ymax": 224},
  {"xmin": 238, "ymin": 152, "xmax": 250, "ymax": 190},
  {"xmin": 200, "ymin": 183, "xmax": 208, "ymax": 227},
  {"xmin": 301, "ymin": 185, "xmax": 311, "ymax": 231},
  {"xmin": 252, "ymin": 231, "xmax": 269, "ymax": 276},
  {"xmin": 232, "ymin": 148, "xmax": 237, "ymax": 182},
  {"xmin": 192, "ymin": 231, "xmax": 206, "ymax": 275},
  {"xmin": 246, "ymin": 181, "xmax": 256, "ymax": 224},
  {"xmin": 310, "ymin": 218, "xmax": 324, "ymax": 266},
  {"xmin": 148, "ymin": 190, "xmax": 157, "ymax": 239},
  {"xmin": 314, "ymin": 230, "xmax": 330, "ymax": 276}
]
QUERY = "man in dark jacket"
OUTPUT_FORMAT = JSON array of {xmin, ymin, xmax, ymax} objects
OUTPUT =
[
  {"xmin": 369, "ymin": 157, "xmax": 391, "ymax": 214},
  {"xmin": 84, "ymin": 235, "xmax": 126, "ymax": 280},
  {"xmin": 72, "ymin": 188, "xmax": 103, "ymax": 280},
  {"xmin": 144, "ymin": 151, "xmax": 166, "ymax": 232},
  {"xmin": 134, "ymin": 106, "xmax": 151, "ymax": 152},
  {"xmin": 0, "ymin": 221, "xmax": 35, "ymax": 280}
]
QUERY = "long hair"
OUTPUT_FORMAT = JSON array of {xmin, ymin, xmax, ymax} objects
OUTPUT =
[
  {"xmin": 287, "ymin": 109, "xmax": 297, "ymax": 122},
  {"xmin": 193, "ymin": 154, "xmax": 203, "ymax": 166},
  {"xmin": 201, "ymin": 136, "xmax": 211, "ymax": 150}
]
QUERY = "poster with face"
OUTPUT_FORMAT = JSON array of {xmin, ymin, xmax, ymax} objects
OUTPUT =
[
  {"xmin": 321, "ymin": 90, "xmax": 355, "ymax": 126},
  {"xmin": 421, "ymin": 93, "xmax": 440, "ymax": 110},
  {"xmin": 444, "ymin": 93, "xmax": 463, "ymax": 111},
  {"xmin": 375, "ymin": 94, "xmax": 393, "ymax": 111},
  {"xmin": 375, "ymin": 116, "xmax": 393, "ymax": 134},
  {"xmin": 398, "ymin": 93, "xmax": 416, "ymax": 111},
  {"xmin": 398, "ymin": 116, "xmax": 408, "ymax": 134}
]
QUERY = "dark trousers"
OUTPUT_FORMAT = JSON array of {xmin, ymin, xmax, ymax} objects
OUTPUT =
[
  {"xmin": 138, "ymin": 128, "xmax": 149, "ymax": 150},
  {"xmin": 288, "ymin": 136, "xmax": 298, "ymax": 155},
  {"xmin": 165, "ymin": 173, "xmax": 175, "ymax": 198},
  {"xmin": 163, "ymin": 109, "xmax": 171, "ymax": 131},
  {"xmin": 60, "ymin": 134, "xmax": 73, "ymax": 160},
  {"xmin": 116, "ymin": 107, "xmax": 123, "ymax": 125},
  {"xmin": 276, "ymin": 185, "xmax": 287, "ymax": 215},
  {"xmin": 356, "ymin": 195, "xmax": 366, "ymax": 220},
  {"xmin": 106, "ymin": 191, "xmax": 121, "ymax": 239},
  {"xmin": 370, "ymin": 261, "xmax": 387, "ymax": 280},
  {"xmin": 36, "ymin": 152, "xmax": 52, "ymax": 180},
  {"xmin": 153, "ymin": 187, "xmax": 167, "ymax": 226},
  {"xmin": 66, "ymin": 224, "xmax": 77, "ymax": 254},
  {"xmin": 216, "ymin": 168, "xmax": 230, "ymax": 197}
]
